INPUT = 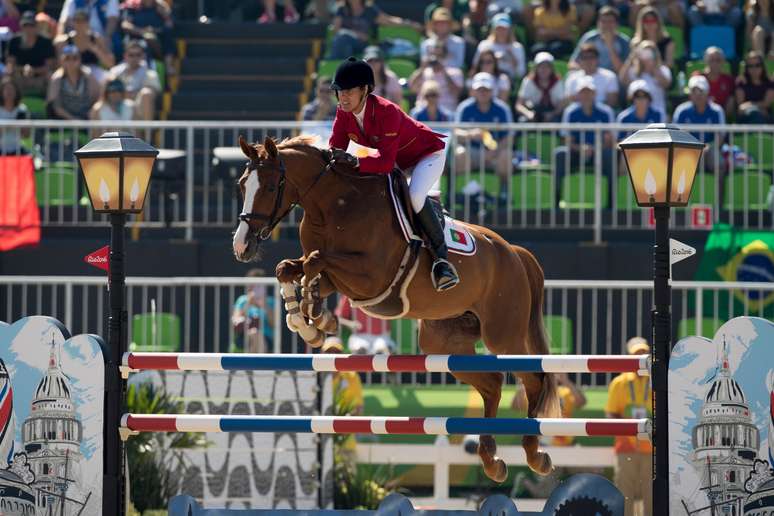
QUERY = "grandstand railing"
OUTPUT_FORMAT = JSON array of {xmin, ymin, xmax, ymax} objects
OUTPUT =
[
  {"xmin": 2, "ymin": 275, "xmax": 770, "ymax": 387},
  {"xmin": 9, "ymin": 120, "xmax": 773, "ymax": 240}
]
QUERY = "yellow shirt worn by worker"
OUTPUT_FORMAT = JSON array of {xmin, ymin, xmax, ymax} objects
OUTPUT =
[{"xmin": 605, "ymin": 372, "xmax": 653, "ymax": 454}]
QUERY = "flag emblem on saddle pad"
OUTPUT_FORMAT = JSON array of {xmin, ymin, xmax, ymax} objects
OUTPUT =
[
  {"xmin": 444, "ymin": 217, "xmax": 476, "ymax": 256},
  {"xmin": 450, "ymin": 228, "xmax": 467, "ymax": 245}
]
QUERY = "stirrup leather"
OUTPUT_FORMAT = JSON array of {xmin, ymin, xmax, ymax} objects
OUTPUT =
[{"xmin": 431, "ymin": 258, "xmax": 460, "ymax": 292}]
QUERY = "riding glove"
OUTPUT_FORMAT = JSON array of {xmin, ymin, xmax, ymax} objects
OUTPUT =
[{"xmin": 330, "ymin": 148, "xmax": 359, "ymax": 169}]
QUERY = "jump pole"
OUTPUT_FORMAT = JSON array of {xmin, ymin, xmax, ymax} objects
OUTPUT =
[{"xmin": 121, "ymin": 352, "xmax": 650, "ymax": 378}]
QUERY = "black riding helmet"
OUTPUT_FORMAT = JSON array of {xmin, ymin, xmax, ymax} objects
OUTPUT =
[{"xmin": 331, "ymin": 56, "xmax": 375, "ymax": 91}]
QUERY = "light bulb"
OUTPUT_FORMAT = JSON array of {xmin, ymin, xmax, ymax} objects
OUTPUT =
[
  {"xmin": 99, "ymin": 179, "xmax": 110, "ymax": 209},
  {"xmin": 644, "ymin": 169, "xmax": 657, "ymax": 201},
  {"xmin": 129, "ymin": 178, "xmax": 140, "ymax": 209},
  {"xmin": 676, "ymin": 170, "xmax": 686, "ymax": 202}
]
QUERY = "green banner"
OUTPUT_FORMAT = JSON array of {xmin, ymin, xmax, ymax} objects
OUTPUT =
[{"xmin": 692, "ymin": 223, "xmax": 774, "ymax": 319}]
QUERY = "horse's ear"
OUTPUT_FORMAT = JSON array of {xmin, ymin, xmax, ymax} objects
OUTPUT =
[
  {"xmin": 263, "ymin": 136, "xmax": 278, "ymax": 160},
  {"xmin": 239, "ymin": 135, "xmax": 258, "ymax": 160}
]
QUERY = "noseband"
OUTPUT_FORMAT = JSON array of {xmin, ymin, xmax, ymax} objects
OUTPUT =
[{"xmin": 238, "ymin": 152, "xmax": 332, "ymax": 240}]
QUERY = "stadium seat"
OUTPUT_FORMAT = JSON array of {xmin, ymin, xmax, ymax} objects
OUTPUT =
[
  {"xmin": 378, "ymin": 26, "xmax": 422, "ymax": 47},
  {"xmin": 559, "ymin": 173, "xmax": 609, "ymax": 209},
  {"xmin": 511, "ymin": 171, "xmax": 553, "ymax": 209},
  {"xmin": 35, "ymin": 162, "xmax": 77, "ymax": 206},
  {"xmin": 130, "ymin": 312, "xmax": 181, "ymax": 352},
  {"xmin": 514, "ymin": 25, "xmax": 527, "ymax": 45},
  {"xmin": 387, "ymin": 58, "xmax": 417, "ymax": 80},
  {"xmin": 618, "ymin": 26, "xmax": 633, "ymax": 38},
  {"xmin": 552, "ymin": 60, "xmax": 569, "ymax": 78},
  {"xmin": 453, "ymin": 172, "xmax": 500, "ymax": 197},
  {"xmin": 687, "ymin": 173, "xmax": 718, "ymax": 207},
  {"xmin": 767, "ymin": 58, "xmax": 774, "ymax": 76},
  {"xmin": 739, "ymin": 133, "xmax": 773, "ymax": 171},
  {"xmin": 544, "ymin": 315, "xmax": 573, "ymax": 355},
  {"xmin": 689, "ymin": 25, "xmax": 735, "ymax": 60},
  {"xmin": 317, "ymin": 59, "xmax": 339, "ymax": 79},
  {"xmin": 616, "ymin": 175, "xmax": 639, "ymax": 210},
  {"xmin": 392, "ymin": 318, "xmax": 416, "ymax": 355},
  {"xmin": 520, "ymin": 131, "xmax": 558, "ymax": 166},
  {"xmin": 723, "ymin": 171, "xmax": 772, "ymax": 211},
  {"xmin": 685, "ymin": 60, "xmax": 731, "ymax": 76},
  {"xmin": 22, "ymin": 96, "xmax": 46, "ymax": 118},
  {"xmin": 665, "ymin": 25, "xmax": 685, "ymax": 61},
  {"xmin": 677, "ymin": 317, "xmax": 721, "ymax": 339}
]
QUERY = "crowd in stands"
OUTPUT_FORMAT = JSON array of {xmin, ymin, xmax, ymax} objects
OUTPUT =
[{"xmin": 0, "ymin": 0, "xmax": 173, "ymax": 136}]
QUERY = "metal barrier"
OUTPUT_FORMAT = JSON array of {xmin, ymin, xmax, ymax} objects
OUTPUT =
[
  {"xmin": 1, "ymin": 276, "xmax": 772, "ymax": 386},
  {"xmin": 8, "ymin": 120, "xmax": 773, "ymax": 240}
]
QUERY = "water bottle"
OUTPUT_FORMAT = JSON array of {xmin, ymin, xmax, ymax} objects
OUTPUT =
[{"xmin": 677, "ymin": 71, "xmax": 686, "ymax": 93}]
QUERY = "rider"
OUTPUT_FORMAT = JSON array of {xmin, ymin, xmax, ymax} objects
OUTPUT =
[{"xmin": 328, "ymin": 56, "xmax": 460, "ymax": 292}]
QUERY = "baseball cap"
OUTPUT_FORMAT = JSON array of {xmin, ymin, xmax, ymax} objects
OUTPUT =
[
  {"xmin": 534, "ymin": 51, "xmax": 554, "ymax": 66},
  {"xmin": 61, "ymin": 44, "xmax": 80, "ymax": 56},
  {"xmin": 431, "ymin": 7, "xmax": 452, "ymax": 22},
  {"xmin": 627, "ymin": 79, "xmax": 652, "ymax": 99},
  {"xmin": 20, "ymin": 11, "xmax": 36, "ymax": 26},
  {"xmin": 363, "ymin": 45, "xmax": 383, "ymax": 61},
  {"xmin": 627, "ymin": 337, "xmax": 650, "ymax": 355},
  {"xmin": 688, "ymin": 74, "xmax": 710, "ymax": 93},
  {"xmin": 322, "ymin": 336, "xmax": 344, "ymax": 354},
  {"xmin": 492, "ymin": 13, "xmax": 511, "ymax": 28},
  {"xmin": 574, "ymin": 75, "xmax": 596, "ymax": 94},
  {"xmin": 471, "ymin": 72, "xmax": 495, "ymax": 90}
]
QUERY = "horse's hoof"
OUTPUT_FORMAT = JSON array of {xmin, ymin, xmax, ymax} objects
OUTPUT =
[
  {"xmin": 484, "ymin": 457, "xmax": 508, "ymax": 483},
  {"xmin": 529, "ymin": 452, "xmax": 553, "ymax": 476}
]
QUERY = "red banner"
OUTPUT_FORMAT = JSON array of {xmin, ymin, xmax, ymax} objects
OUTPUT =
[{"xmin": 0, "ymin": 156, "xmax": 40, "ymax": 251}]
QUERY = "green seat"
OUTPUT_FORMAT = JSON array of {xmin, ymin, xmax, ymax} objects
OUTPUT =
[
  {"xmin": 685, "ymin": 59, "xmax": 731, "ymax": 76},
  {"xmin": 687, "ymin": 173, "xmax": 717, "ymax": 206},
  {"xmin": 318, "ymin": 59, "xmax": 340, "ymax": 79},
  {"xmin": 767, "ymin": 58, "xmax": 774, "ymax": 76},
  {"xmin": 36, "ymin": 163, "xmax": 77, "ymax": 206},
  {"xmin": 452, "ymin": 172, "xmax": 500, "ymax": 197},
  {"xmin": 615, "ymin": 174, "xmax": 639, "ymax": 210},
  {"xmin": 552, "ymin": 59, "xmax": 568, "ymax": 78},
  {"xmin": 22, "ymin": 96, "xmax": 46, "ymax": 118},
  {"xmin": 544, "ymin": 315, "xmax": 573, "ymax": 355},
  {"xmin": 723, "ymin": 171, "xmax": 772, "ymax": 211},
  {"xmin": 377, "ymin": 25, "xmax": 422, "ymax": 47},
  {"xmin": 559, "ymin": 173, "xmax": 609, "ymax": 209},
  {"xmin": 618, "ymin": 26, "xmax": 633, "ymax": 38},
  {"xmin": 513, "ymin": 25, "xmax": 527, "ymax": 45},
  {"xmin": 677, "ymin": 317, "xmax": 721, "ymax": 339},
  {"xmin": 520, "ymin": 132, "xmax": 558, "ymax": 166},
  {"xmin": 130, "ymin": 313, "xmax": 181, "ymax": 352},
  {"xmin": 739, "ymin": 133, "xmax": 773, "ymax": 170},
  {"xmin": 665, "ymin": 25, "xmax": 685, "ymax": 61},
  {"xmin": 154, "ymin": 60, "xmax": 166, "ymax": 92},
  {"xmin": 387, "ymin": 58, "xmax": 417, "ymax": 80},
  {"xmin": 391, "ymin": 318, "xmax": 417, "ymax": 355},
  {"xmin": 511, "ymin": 171, "xmax": 553, "ymax": 209}
]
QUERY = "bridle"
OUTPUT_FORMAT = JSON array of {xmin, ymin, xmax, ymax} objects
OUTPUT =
[{"xmin": 237, "ymin": 152, "xmax": 331, "ymax": 240}]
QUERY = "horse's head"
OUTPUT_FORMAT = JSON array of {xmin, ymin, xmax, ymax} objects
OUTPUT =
[{"xmin": 232, "ymin": 135, "xmax": 290, "ymax": 262}]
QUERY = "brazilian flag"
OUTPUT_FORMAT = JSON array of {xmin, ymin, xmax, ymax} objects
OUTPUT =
[{"xmin": 692, "ymin": 223, "xmax": 774, "ymax": 319}]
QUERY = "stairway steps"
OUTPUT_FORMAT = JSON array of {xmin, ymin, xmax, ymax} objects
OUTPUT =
[
  {"xmin": 171, "ymin": 92, "xmax": 300, "ymax": 111},
  {"xmin": 178, "ymin": 76, "xmax": 304, "ymax": 92},
  {"xmin": 185, "ymin": 41, "xmax": 315, "ymax": 58},
  {"xmin": 180, "ymin": 58, "xmax": 308, "ymax": 76},
  {"xmin": 167, "ymin": 110, "xmax": 298, "ymax": 120},
  {"xmin": 173, "ymin": 21, "xmax": 326, "ymax": 39}
]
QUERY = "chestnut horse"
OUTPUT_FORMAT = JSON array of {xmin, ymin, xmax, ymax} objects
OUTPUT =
[{"xmin": 232, "ymin": 135, "xmax": 559, "ymax": 482}]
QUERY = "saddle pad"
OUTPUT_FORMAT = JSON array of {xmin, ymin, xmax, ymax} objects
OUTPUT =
[{"xmin": 387, "ymin": 175, "xmax": 477, "ymax": 257}]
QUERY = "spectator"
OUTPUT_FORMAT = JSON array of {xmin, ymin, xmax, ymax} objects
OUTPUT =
[
  {"xmin": 554, "ymin": 76, "xmax": 614, "ymax": 204},
  {"xmin": 0, "ymin": 78, "xmax": 30, "ymax": 155},
  {"xmin": 258, "ymin": 0, "xmax": 300, "ymax": 23},
  {"xmin": 630, "ymin": 6, "xmax": 675, "ymax": 68},
  {"xmin": 409, "ymin": 41, "xmax": 464, "ymax": 113},
  {"xmin": 515, "ymin": 51, "xmax": 566, "ymax": 122},
  {"xmin": 109, "ymin": 40, "xmax": 160, "ymax": 120},
  {"xmin": 0, "ymin": 0, "xmax": 19, "ymax": 33},
  {"xmin": 630, "ymin": 0, "xmax": 686, "ymax": 28},
  {"xmin": 673, "ymin": 75, "xmax": 725, "ymax": 170},
  {"xmin": 89, "ymin": 77, "xmax": 134, "ymax": 122},
  {"xmin": 57, "ymin": 0, "xmax": 119, "ymax": 43},
  {"xmin": 302, "ymin": 75, "xmax": 336, "ymax": 121},
  {"xmin": 54, "ymin": 9, "xmax": 115, "ymax": 84},
  {"xmin": 616, "ymin": 80, "xmax": 664, "ymax": 128},
  {"xmin": 335, "ymin": 295, "xmax": 396, "ymax": 354},
  {"xmin": 326, "ymin": 0, "xmax": 422, "ymax": 59},
  {"xmin": 411, "ymin": 80, "xmax": 453, "ymax": 122},
  {"xmin": 689, "ymin": 0, "xmax": 743, "ymax": 29},
  {"xmin": 570, "ymin": 6, "xmax": 629, "ymax": 73},
  {"xmin": 363, "ymin": 45, "xmax": 402, "ymax": 105},
  {"xmin": 5, "ymin": 11, "xmax": 56, "ymax": 97},
  {"xmin": 35, "ymin": 12, "xmax": 58, "ymax": 40},
  {"xmin": 120, "ymin": 0, "xmax": 175, "ymax": 76},
  {"xmin": 231, "ymin": 269, "xmax": 274, "ymax": 353},
  {"xmin": 605, "ymin": 337, "xmax": 652, "ymax": 516},
  {"xmin": 565, "ymin": 43, "xmax": 619, "ymax": 107},
  {"xmin": 619, "ymin": 41, "xmax": 672, "ymax": 117},
  {"xmin": 598, "ymin": 0, "xmax": 632, "ymax": 25},
  {"xmin": 466, "ymin": 49, "xmax": 510, "ymax": 102},
  {"xmin": 472, "ymin": 12, "xmax": 526, "ymax": 81},
  {"xmin": 47, "ymin": 45, "xmax": 100, "ymax": 120},
  {"xmin": 461, "ymin": 0, "xmax": 489, "ymax": 55},
  {"xmin": 531, "ymin": 0, "xmax": 576, "ymax": 58},
  {"xmin": 421, "ymin": 7, "xmax": 465, "ymax": 70},
  {"xmin": 424, "ymin": 0, "xmax": 467, "ymax": 23},
  {"xmin": 693, "ymin": 46, "xmax": 735, "ymax": 116},
  {"xmin": 454, "ymin": 72, "xmax": 513, "ymax": 196},
  {"xmin": 746, "ymin": 0, "xmax": 773, "ymax": 58},
  {"xmin": 735, "ymin": 51, "xmax": 774, "ymax": 124}
]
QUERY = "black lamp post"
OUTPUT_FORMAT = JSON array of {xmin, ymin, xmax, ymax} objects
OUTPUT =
[
  {"xmin": 619, "ymin": 124, "xmax": 704, "ymax": 514},
  {"xmin": 75, "ymin": 132, "xmax": 157, "ymax": 515}
]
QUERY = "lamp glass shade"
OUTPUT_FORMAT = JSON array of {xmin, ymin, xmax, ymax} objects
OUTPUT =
[
  {"xmin": 123, "ymin": 156, "xmax": 155, "ymax": 212},
  {"xmin": 624, "ymin": 147, "xmax": 670, "ymax": 206},
  {"xmin": 80, "ymin": 157, "xmax": 121, "ymax": 211},
  {"xmin": 669, "ymin": 146, "xmax": 703, "ymax": 206}
]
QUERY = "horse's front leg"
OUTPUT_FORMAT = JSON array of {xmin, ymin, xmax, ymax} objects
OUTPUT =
[
  {"xmin": 277, "ymin": 256, "xmax": 326, "ymax": 348},
  {"xmin": 276, "ymin": 257, "xmax": 304, "ymax": 284},
  {"xmin": 300, "ymin": 251, "xmax": 339, "ymax": 335}
]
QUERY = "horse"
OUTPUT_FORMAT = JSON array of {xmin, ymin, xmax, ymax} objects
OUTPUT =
[{"xmin": 232, "ymin": 135, "xmax": 560, "ymax": 482}]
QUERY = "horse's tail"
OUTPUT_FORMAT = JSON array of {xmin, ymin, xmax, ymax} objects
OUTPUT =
[{"xmin": 514, "ymin": 245, "xmax": 561, "ymax": 419}]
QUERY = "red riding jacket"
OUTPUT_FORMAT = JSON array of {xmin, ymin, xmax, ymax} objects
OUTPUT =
[{"xmin": 329, "ymin": 94, "xmax": 446, "ymax": 174}]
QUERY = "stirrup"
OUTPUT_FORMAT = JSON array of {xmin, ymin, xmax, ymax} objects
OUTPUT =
[{"xmin": 431, "ymin": 259, "xmax": 460, "ymax": 292}]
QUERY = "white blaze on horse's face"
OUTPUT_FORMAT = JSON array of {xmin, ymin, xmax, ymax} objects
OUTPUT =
[{"xmin": 233, "ymin": 169, "xmax": 259, "ymax": 257}]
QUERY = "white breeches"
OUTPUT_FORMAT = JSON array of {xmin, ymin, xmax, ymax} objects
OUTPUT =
[{"xmin": 408, "ymin": 149, "xmax": 446, "ymax": 212}]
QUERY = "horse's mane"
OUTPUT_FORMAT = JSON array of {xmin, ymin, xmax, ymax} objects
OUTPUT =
[{"xmin": 277, "ymin": 134, "xmax": 320, "ymax": 149}]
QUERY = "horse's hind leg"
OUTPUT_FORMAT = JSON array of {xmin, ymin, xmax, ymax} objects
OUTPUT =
[
  {"xmin": 418, "ymin": 316, "xmax": 508, "ymax": 483},
  {"xmin": 517, "ymin": 372, "xmax": 554, "ymax": 475}
]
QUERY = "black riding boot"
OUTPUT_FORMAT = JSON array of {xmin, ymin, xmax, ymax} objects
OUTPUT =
[{"xmin": 416, "ymin": 198, "xmax": 460, "ymax": 292}]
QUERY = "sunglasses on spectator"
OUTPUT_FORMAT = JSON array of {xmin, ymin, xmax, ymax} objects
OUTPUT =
[
  {"xmin": 746, "ymin": 62, "xmax": 763, "ymax": 68},
  {"xmin": 425, "ymin": 92, "xmax": 439, "ymax": 98},
  {"xmin": 64, "ymin": 55, "xmax": 80, "ymax": 60},
  {"xmin": 580, "ymin": 53, "xmax": 597, "ymax": 60},
  {"xmin": 480, "ymin": 59, "xmax": 495, "ymax": 64},
  {"xmin": 633, "ymin": 93, "xmax": 650, "ymax": 99},
  {"xmin": 127, "ymin": 52, "xmax": 144, "ymax": 58}
]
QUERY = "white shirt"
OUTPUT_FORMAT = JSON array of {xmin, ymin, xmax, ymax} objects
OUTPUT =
[
  {"xmin": 420, "ymin": 35, "xmax": 466, "ymax": 70},
  {"xmin": 518, "ymin": 76, "xmax": 564, "ymax": 108},
  {"xmin": 626, "ymin": 65, "xmax": 672, "ymax": 118},
  {"xmin": 565, "ymin": 68, "xmax": 619, "ymax": 104},
  {"xmin": 96, "ymin": 99, "xmax": 135, "ymax": 121},
  {"xmin": 415, "ymin": 66, "xmax": 464, "ymax": 113},
  {"xmin": 109, "ymin": 63, "xmax": 161, "ymax": 94},
  {"xmin": 473, "ymin": 40, "xmax": 527, "ymax": 80},
  {"xmin": 59, "ymin": 0, "xmax": 120, "ymax": 36},
  {"xmin": 354, "ymin": 101, "xmax": 366, "ymax": 131}
]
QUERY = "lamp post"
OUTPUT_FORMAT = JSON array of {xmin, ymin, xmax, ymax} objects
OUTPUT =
[
  {"xmin": 619, "ymin": 124, "xmax": 703, "ymax": 514},
  {"xmin": 75, "ymin": 132, "xmax": 157, "ymax": 515}
]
